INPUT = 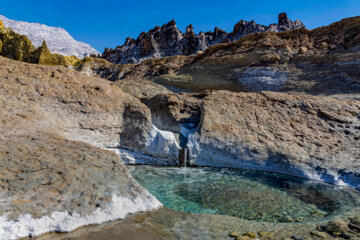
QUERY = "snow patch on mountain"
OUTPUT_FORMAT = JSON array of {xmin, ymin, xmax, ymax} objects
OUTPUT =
[{"xmin": 0, "ymin": 15, "xmax": 100, "ymax": 58}]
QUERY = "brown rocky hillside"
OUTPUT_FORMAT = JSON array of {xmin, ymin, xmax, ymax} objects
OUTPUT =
[{"xmin": 78, "ymin": 16, "xmax": 360, "ymax": 100}]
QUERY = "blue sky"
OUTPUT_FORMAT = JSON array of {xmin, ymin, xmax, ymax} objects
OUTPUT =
[{"xmin": 0, "ymin": 0, "xmax": 359, "ymax": 53}]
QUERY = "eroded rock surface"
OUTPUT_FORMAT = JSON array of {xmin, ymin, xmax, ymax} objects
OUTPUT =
[
  {"xmin": 143, "ymin": 91, "xmax": 360, "ymax": 188},
  {"xmin": 0, "ymin": 56, "xmax": 184, "ymax": 239},
  {"xmin": 82, "ymin": 16, "xmax": 360, "ymax": 101},
  {"xmin": 153, "ymin": 16, "xmax": 360, "ymax": 99},
  {"xmin": 190, "ymin": 91, "xmax": 360, "ymax": 187}
]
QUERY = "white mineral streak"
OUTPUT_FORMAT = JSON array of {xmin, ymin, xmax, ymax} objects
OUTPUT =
[{"xmin": 186, "ymin": 133, "xmax": 359, "ymax": 189}]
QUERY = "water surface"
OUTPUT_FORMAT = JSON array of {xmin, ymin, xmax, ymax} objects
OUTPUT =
[{"xmin": 130, "ymin": 166, "xmax": 360, "ymax": 223}]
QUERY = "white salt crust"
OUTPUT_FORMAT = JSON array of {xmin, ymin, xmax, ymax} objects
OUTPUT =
[{"xmin": 0, "ymin": 194, "xmax": 162, "ymax": 240}]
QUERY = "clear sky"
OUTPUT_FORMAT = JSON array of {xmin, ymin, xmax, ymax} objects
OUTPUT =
[{"xmin": 0, "ymin": 0, "xmax": 359, "ymax": 53}]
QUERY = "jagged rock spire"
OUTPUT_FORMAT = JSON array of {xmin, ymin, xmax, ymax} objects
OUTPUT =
[{"xmin": 103, "ymin": 13, "xmax": 306, "ymax": 64}]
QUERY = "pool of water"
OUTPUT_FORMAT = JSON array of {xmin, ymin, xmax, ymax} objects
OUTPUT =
[{"xmin": 129, "ymin": 166, "xmax": 360, "ymax": 223}]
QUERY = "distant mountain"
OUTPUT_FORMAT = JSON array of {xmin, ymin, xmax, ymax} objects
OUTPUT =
[
  {"xmin": 0, "ymin": 15, "xmax": 100, "ymax": 58},
  {"xmin": 102, "ymin": 13, "xmax": 305, "ymax": 64}
]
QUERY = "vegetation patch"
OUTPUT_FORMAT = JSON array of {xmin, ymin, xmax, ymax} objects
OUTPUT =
[{"xmin": 0, "ymin": 20, "xmax": 79, "ymax": 67}]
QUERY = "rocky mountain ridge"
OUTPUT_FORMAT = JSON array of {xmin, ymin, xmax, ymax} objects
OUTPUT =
[
  {"xmin": 0, "ymin": 15, "xmax": 100, "ymax": 58},
  {"xmin": 80, "ymin": 16, "xmax": 360, "ymax": 101},
  {"xmin": 102, "ymin": 13, "xmax": 304, "ymax": 64}
]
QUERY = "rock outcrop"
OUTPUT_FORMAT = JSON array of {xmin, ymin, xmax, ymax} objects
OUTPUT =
[
  {"xmin": 102, "ymin": 13, "xmax": 304, "ymax": 64},
  {"xmin": 152, "ymin": 16, "xmax": 360, "ymax": 100},
  {"xmin": 0, "ymin": 15, "xmax": 100, "ymax": 58},
  {"xmin": 0, "ymin": 56, "xmax": 186, "ymax": 239},
  {"xmin": 144, "ymin": 91, "xmax": 360, "ymax": 188},
  {"xmin": 74, "ymin": 55, "xmax": 194, "ymax": 98},
  {"xmin": 83, "ymin": 16, "xmax": 360, "ymax": 101}
]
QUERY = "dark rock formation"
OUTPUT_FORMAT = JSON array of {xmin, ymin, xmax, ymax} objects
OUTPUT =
[{"xmin": 102, "ymin": 13, "xmax": 305, "ymax": 64}]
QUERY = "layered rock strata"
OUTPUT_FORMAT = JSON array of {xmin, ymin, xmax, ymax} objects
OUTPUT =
[{"xmin": 102, "ymin": 13, "xmax": 304, "ymax": 64}]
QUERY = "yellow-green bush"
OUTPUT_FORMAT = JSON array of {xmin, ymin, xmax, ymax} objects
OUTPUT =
[
  {"xmin": 34, "ymin": 41, "xmax": 79, "ymax": 66},
  {"xmin": 0, "ymin": 25, "xmax": 79, "ymax": 67},
  {"xmin": 0, "ymin": 28, "xmax": 35, "ymax": 62}
]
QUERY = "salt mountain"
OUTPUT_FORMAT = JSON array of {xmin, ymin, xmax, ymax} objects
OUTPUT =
[
  {"xmin": 0, "ymin": 15, "xmax": 100, "ymax": 58},
  {"xmin": 102, "ymin": 13, "xmax": 305, "ymax": 64}
]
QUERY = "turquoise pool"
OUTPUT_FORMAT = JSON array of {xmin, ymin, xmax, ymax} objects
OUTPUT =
[{"xmin": 129, "ymin": 166, "xmax": 360, "ymax": 223}]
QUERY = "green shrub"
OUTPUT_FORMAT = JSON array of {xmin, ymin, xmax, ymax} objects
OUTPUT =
[{"xmin": 0, "ymin": 25, "xmax": 79, "ymax": 67}]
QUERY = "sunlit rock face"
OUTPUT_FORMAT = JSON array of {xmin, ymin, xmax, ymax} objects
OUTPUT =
[
  {"xmin": 187, "ymin": 91, "xmax": 360, "ymax": 188},
  {"xmin": 0, "ymin": 15, "xmax": 100, "ymax": 58},
  {"xmin": 0, "ymin": 56, "xmax": 170, "ymax": 239},
  {"xmin": 142, "ymin": 91, "xmax": 360, "ymax": 189},
  {"xmin": 102, "ymin": 13, "xmax": 305, "ymax": 64}
]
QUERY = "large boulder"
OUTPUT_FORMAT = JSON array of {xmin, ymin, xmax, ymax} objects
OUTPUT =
[
  {"xmin": 144, "ymin": 90, "xmax": 360, "ymax": 188},
  {"xmin": 0, "ymin": 56, "xmax": 181, "ymax": 239},
  {"xmin": 187, "ymin": 91, "xmax": 360, "ymax": 188},
  {"xmin": 0, "ymin": 134, "xmax": 161, "ymax": 239}
]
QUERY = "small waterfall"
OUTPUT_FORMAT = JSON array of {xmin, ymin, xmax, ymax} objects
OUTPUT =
[
  {"xmin": 184, "ymin": 148, "xmax": 188, "ymax": 169},
  {"xmin": 178, "ymin": 147, "xmax": 190, "ymax": 168},
  {"xmin": 178, "ymin": 124, "xmax": 195, "ymax": 168}
]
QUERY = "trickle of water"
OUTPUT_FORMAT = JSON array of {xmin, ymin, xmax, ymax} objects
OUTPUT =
[{"xmin": 184, "ymin": 148, "xmax": 187, "ymax": 169}]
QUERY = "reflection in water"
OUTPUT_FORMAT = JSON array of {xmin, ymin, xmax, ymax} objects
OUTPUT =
[{"xmin": 130, "ymin": 166, "xmax": 360, "ymax": 223}]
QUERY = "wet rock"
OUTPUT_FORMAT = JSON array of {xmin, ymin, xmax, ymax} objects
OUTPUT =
[
  {"xmin": 348, "ymin": 223, "xmax": 360, "ymax": 232},
  {"xmin": 310, "ymin": 231, "xmax": 328, "ymax": 238},
  {"xmin": 243, "ymin": 232, "xmax": 256, "ymax": 238},
  {"xmin": 350, "ymin": 217, "xmax": 360, "ymax": 228},
  {"xmin": 325, "ymin": 220, "xmax": 350, "ymax": 236},
  {"xmin": 229, "ymin": 231, "xmax": 240, "ymax": 238},
  {"xmin": 291, "ymin": 235, "xmax": 305, "ymax": 240},
  {"xmin": 236, "ymin": 236, "xmax": 250, "ymax": 240},
  {"xmin": 258, "ymin": 231, "xmax": 274, "ymax": 238}
]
